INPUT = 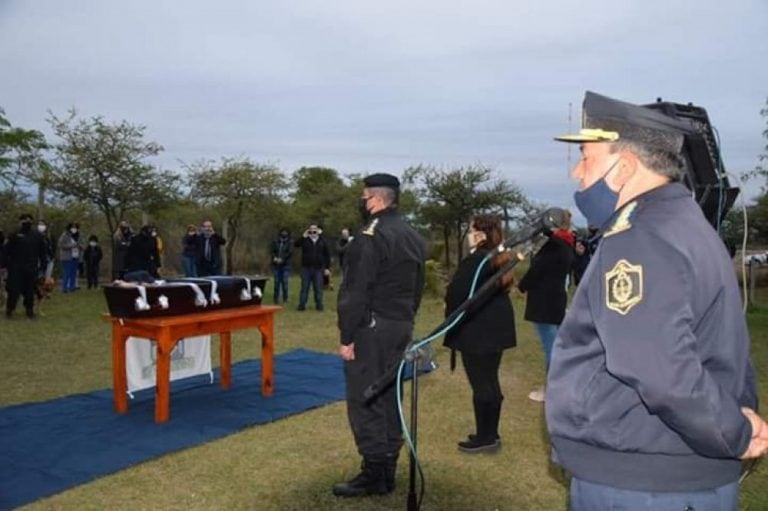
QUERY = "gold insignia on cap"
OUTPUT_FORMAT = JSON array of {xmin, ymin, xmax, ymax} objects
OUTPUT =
[
  {"xmin": 362, "ymin": 218, "xmax": 379, "ymax": 236},
  {"xmin": 604, "ymin": 201, "xmax": 637, "ymax": 238},
  {"xmin": 605, "ymin": 259, "xmax": 643, "ymax": 315}
]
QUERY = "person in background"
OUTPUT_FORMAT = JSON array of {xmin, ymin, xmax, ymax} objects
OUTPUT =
[
  {"xmin": 5, "ymin": 214, "xmax": 47, "ymax": 318},
  {"xmin": 112, "ymin": 221, "xmax": 132, "ymax": 280},
  {"xmin": 547, "ymin": 91, "xmax": 767, "ymax": 509},
  {"xmin": 149, "ymin": 225, "xmax": 162, "ymax": 278},
  {"xmin": 334, "ymin": 173, "xmax": 427, "ymax": 497},
  {"xmin": 36, "ymin": 220, "xmax": 54, "ymax": 280},
  {"xmin": 125, "ymin": 225, "xmax": 160, "ymax": 276},
  {"xmin": 83, "ymin": 235, "xmax": 103, "ymax": 289},
  {"xmin": 270, "ymin": 227, "xmax": 293, "ymax": 304},
  {"xmin": 294, "ymin": 223, "xmax": 330, "ymax": 311},
  {"xmin": 444, "ymin": 214, "xmax": 517, "ymax": 453},
  {"xmin": 181, "ymin": 224, "xmax": 198, "ymax": 278},
  {"xmin": 196, "ymin": 220, "xmax": 226, "ymax": 277},
  {"xmin": 336, "ymin": 227, "xmax": 352, "ymax": 270},
  {"xmin": 58, "ymin": 222, "xmax": 85, "ymax": 293},
  {"xmin": 517, "ymin": 210, "xmax": 574, "ymax": 402}
]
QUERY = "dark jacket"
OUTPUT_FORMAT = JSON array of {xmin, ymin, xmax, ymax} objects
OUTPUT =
[
  {"xmin": 546, "ymin": 183, "xmax": 758, "ymax": 492},
  {"xmin": 195, "ymin": 233, "xmax": 226, "ymax": 276},
  {"xmin": 83, "ymin": 244, "xmax": 103, "ymax": 268},
  {"xmin": 4, "ymin": 227, "xmax": 47, "ymax": 273},
  {"xmin": 125, "ymin": 233, "xmax": 160, "ymax": 274},
  {"xmin": 182, "ymin": 233, "xmax": 198, "ymax": 258},
  {"xmin": 294, "ymin": 236, "xmax": 330, "ymax": 270},
  {"xmin": 517, "ymin": 235, "xmax": 574, "ymax": 325},
  {"xmin": 271, "ymin": 236, "xmax": 293, "ymax": 268},
  {"xmin": 337, "ymin": 208, "xmax": 427, "ymax": 344},
  {"xmin": 443, "ymin": 249, "xmax": 516, "ymax": 353}
]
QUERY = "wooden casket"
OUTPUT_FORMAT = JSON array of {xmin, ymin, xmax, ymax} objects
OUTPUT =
[{"xmin": 103, "ymin": 276, "xmax": 269, "ymax": 318}]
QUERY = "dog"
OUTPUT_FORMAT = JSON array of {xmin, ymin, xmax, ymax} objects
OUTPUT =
[{"xmin": 34, "ymin": 276, "xmax": 56, "ymax": 316}]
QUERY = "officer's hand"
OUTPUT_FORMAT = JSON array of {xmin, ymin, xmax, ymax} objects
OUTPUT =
[
  {"xmin": 339, "ymin": 343, "xmax": 355, "ymax": 361},
  {"xmin": 740, "ymin": 407, "xmax": 768, "ymax": 459}
]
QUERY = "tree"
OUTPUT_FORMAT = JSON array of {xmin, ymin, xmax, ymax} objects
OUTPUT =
[
  {"xmin": 46, "ymin": 110, "xmax": 179, "ymax": 235},
  {"xmin": 0, "ymin": 107, "xmax": 49, "ymax": 195},
  {"xmin": 403, "ymin": 164, "xmax": 529, "ymax": 268},
  {"xmin": 188, "ymin": 157, "xmax": 288, "ymax": 274},
  {"xmin": 290, "ymin": 166, "xmax": 361, "ymax": 236}
]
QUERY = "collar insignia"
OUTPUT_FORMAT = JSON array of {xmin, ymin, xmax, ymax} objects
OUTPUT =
[
  {"xmin": 605, "ymin": 259, "xmax": 643, "ymax": 315},
  {"xmin": 604, "ymin": 201, "xmax": 637, "ymax": 238},
  {"xmin": 362, "ymin": 218, "xmax": 379, "ymax": 236}
]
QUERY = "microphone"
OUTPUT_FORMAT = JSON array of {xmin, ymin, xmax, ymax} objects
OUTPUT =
[{"xmin": 502, "ymin": 207, "xmax": 567, "ymax": 249}]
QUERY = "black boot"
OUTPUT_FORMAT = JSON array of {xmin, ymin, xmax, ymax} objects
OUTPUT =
[
  {"xmin": 332, "ymin": 457, "xmax": 390, "ymax": 497},
  {"xmin": 384, "ymin": 452, "xmax": 399, "ymax": 492},
  {"xmin": 458, "ymin": 400, "xmax": 500, "ymax": 453}
]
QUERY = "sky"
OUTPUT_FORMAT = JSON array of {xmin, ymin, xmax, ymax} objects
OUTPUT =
[{"xmin": 1, "ymin": 0, "xmax": 767, "ymax": 224}]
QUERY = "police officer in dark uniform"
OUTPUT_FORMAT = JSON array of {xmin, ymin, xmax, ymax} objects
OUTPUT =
[
  {"xmin": 333, "ymin": 173, "xmax": 428, "ymax": 498},
  {"xmin": 545, "ymin": 92, "xmax": 767, "ymax": 510},
  {"xmin": 4, "ymin": 213, "xmax": 48, "ymax": 319}
]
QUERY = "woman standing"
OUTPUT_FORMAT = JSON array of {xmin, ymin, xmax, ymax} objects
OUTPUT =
[
  {"xmin": 517, "ymin": 211, "xmax": 574, "ymax": 402},
  {"xmin": 444, "ymin": 215, "xmax": 517, "ymax": 453},
  {"xmin": 58, "ymin": 223, "xmax": 85, "ymax": 293},
  {"xmin": 181, "ymin": 224, "xmax": 198, "ymax": 278}
]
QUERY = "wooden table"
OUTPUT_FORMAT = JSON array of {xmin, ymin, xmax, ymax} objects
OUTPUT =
[{"xmin": 103, "ymin": 305, "xmax": 282, "ymax": 423}]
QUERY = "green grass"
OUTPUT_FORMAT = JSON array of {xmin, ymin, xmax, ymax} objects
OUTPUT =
[{"xmin": 2, "ymin": 280, "xmax": 767, "ymax": 510}]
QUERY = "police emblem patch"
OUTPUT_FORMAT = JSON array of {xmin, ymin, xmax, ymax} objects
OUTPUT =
[{"xmin": 604, "ymin": 259, "xmax": 643, "ymax": 315}]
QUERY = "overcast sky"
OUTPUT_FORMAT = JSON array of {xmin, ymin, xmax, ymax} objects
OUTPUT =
[{"xmin": 1, "ymin": 0, "xmax": 766, "ymax": 223}]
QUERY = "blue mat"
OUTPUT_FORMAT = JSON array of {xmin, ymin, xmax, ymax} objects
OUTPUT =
[{"xmin": 0, "ymin": 348, "xmax": 345, "ymax": 510}]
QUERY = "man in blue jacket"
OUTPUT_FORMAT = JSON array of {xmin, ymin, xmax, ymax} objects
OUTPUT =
[{"xmin": 546, "ymin": 91, "xmax": 767, "ymax": 510}]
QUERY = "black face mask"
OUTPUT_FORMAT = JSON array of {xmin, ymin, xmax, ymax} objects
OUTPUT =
[
  {"xmin": 280, "ymin": 232, "xmax": 288, "ymax": 239},
  {"xmin": 358, "ymin": 197, "xmax": 371, "ymax": 222},
  {"xmin": 20, "ymin": 221, "xmax": 32, "ymax": 232}
]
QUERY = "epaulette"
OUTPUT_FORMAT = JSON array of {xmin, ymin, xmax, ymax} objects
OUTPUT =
[
  {"xmin": 362, "ymin": 218, "xmax": 379, "ymax": 236},
  {"xmin": 604, "ymin": 201, "xmax": 637, "ymax": 238}
]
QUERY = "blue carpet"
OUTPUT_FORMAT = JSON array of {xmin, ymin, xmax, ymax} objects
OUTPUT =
[{"xmin": 0, "ymin": 349, "xmax": 345, "ymax": 510}]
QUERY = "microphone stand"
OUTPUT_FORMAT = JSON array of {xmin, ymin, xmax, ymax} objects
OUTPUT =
[{"xmin": 370, "ymin": 248, "xmax": 528, "ymax": 511}]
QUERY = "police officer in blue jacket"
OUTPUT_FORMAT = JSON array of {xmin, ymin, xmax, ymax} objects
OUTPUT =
[
  {"xmin": 333, "ymin": 173, "xmax": 428, "ymax": 498},
  {"xmin": 546, "ymin": 91, "xmax": 768, "ymax": 510}
]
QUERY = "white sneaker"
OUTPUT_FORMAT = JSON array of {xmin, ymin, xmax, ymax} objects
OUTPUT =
[{"xmin": 528, "ymin": 386, "xmax": 545, "ymax": 402}]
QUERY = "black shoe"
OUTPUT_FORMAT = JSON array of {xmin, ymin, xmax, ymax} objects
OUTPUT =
[
  {"xmin": 468, "ymin": 433, "xmax": 501, "ymax": 443},
  {"xmin": 458, "ymin": 437, "xmax": 500, "ymax": 454},
  {"xmin": 384, "ymin": 453, "xmax": 398, "ymax": 492},
  {"xmin": 332, "ymin": 459, "xmax": 390, "ymax": 497},
  {"xmin": 297, "ymin": 306, "xmax": 306, "ymax": 311}
]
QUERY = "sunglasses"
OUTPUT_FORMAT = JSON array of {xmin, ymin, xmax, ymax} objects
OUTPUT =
[{"xmin": 308, "ymin": 230, "xmax": 318, "ymax": 234}]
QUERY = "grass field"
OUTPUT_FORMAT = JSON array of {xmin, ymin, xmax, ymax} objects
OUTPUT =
[{"xmin": 2, "ymin": 278, "xmax": 767, "ymax": 510}]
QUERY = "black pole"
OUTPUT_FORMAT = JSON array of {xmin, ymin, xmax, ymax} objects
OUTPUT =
[{"xmin": 407, "ymin": 356, "xmax": 420, "ymax": 511}]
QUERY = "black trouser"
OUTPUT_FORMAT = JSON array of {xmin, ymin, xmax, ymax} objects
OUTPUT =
[
  {"xmin": 6, "ymin": 268, "xmax": 36, "ymax": 315},
  {"xmin": 86, "ymin": 263, "xmax": 100, "ymax": 288},
  {"xmin": 461, "ymin": 351, "xmax": 504, "ymax": 440},
  {"xmin": 344, "ymin": 316, "xmax": 412, "ymax": 457}
]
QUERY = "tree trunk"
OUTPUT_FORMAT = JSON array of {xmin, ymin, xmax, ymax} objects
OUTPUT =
[
  {"xmin": 456, "ymin": 220, "xmax": 464, "ymax": 262},
  {"xmin": 224, "ymin": 219, "xmax": 235, "ymax": 275}
]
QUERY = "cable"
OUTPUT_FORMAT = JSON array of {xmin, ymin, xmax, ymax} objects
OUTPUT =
[{"xmin": 395, "ymin": 254, "xmax": 492, "ymax": 510}]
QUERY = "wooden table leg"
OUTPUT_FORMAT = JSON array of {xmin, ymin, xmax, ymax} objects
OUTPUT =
[
  {"xmin": 155, "ymin": 328, "xmax": 173, "ymax": 423},
  {"xmin": 111, "ymin": 322, "xmax": 129, "ymax": 414},
  {"xmin": 258, "ymin": 316, "xmax": 274, "ymax": 396},
  {"xmin": 220, "ymin": 331, "xmax": 232, "ymax": 389}
]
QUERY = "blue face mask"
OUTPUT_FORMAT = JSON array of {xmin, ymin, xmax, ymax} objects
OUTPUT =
[{"xmin": 573, "ymin": 159, "xmax": 620, "ymax": 229}]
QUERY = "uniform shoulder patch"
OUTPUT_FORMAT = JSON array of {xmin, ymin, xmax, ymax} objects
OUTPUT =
[
  {"xmin": 604, "ymin": 201, "xmax": 637, "ymax": 238},
  {"xmin": 604, "ymin": 258, "xmax": 643, "ymax": 315},
  {"xmin": 362, "ymin": 218, "xmax": 379, "ymax": 236}
]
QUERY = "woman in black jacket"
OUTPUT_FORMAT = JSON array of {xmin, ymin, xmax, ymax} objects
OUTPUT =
[
  {"xmin": 444, "ymin": 215, "xmax": 517, "ymax": 453},
  {"xmin": 517, "ymin": 219, "xmax": 574, "ymax": 402}
]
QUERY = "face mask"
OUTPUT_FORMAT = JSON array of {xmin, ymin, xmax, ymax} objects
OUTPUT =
[
  {"xmin": 37, "ymin": 224, "xmax": 46, "ymax": 233},
  {"xmin": 70, "ymin": 228, "xmax": 78, "ymax": 234},
  {"xmin": 573, "ymin": 159, "xmax": 620, "ymax": 229},
  {"xmin": 21, "ymin": 221, "xmax": 32, "ymax": 231},
  {"xmin": 89, "ymin": 241, "xmax": 97, "ymax": 247},
  {"xmin": 151, "ymin": 232, "xmax": 157, "ymax": 237},
  {"xmin": 280, "ymin": 232, "xmax": 288, "ymax": 239},
  {"xmin": 358, "ymin": 197, "xmax": 371, "ymax": 222}
]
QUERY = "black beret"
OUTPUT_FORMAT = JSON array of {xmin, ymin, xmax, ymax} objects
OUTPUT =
[
  {"xmin": 556, "ymin": 91, "xmax": 685, "ymax": 156},
  {"xmin": 363, "ymin": 173, "xmax": 400, "ymax": 189}
]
